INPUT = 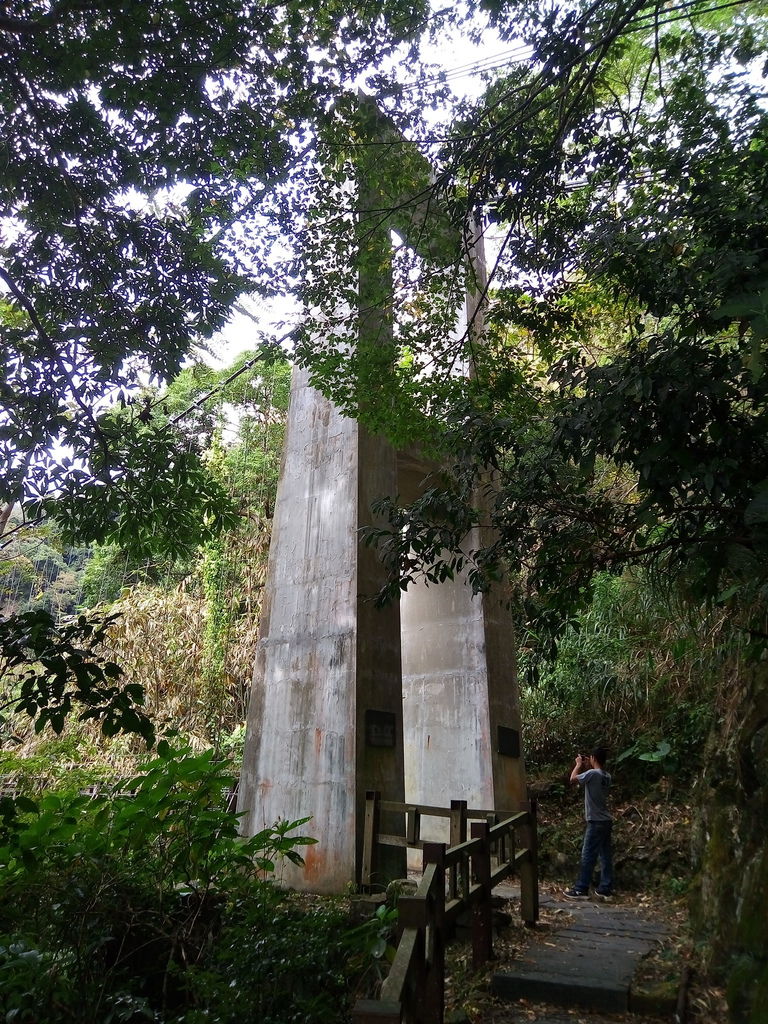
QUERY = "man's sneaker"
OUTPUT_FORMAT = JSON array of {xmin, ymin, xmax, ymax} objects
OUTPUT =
[
  {"xmin": 562, "ymin": 888, "xmax": 589, "ymax": 900},
  {"xmin": 593, "ymin": 889, "xmax": 613, "ymax": 901}
]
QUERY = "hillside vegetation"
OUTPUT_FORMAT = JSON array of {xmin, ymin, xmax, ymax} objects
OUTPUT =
[{"xmin": 2, "ymin": 0, "xmax": 768, "ymax": 1020}]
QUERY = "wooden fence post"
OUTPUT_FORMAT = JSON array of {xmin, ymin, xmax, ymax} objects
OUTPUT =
[
  {"xmin": 361, "ymin": 790, "xmax": 381, "ymax": 891},
  {"xmin": 354, "ymin": 800, "xmax": 540, "ymax": 1023},
  {"xmin": 396, "ymin": 895, "xmax": 427, "ymax": 1023},
  {"xmin": 470, "ymin": 822, "xmax": 493, "ymax": 969},
  {"xmin": 449, "ymin": 799, "xmax": 467, "ymax": 848},
  {"xmin": 519, "ymin": 799, "xmax": 539, "ymax": 926},
  {"xmin": 351, "ymin": 999, "xmax": 403, "ymax": 1023},
  {"xmin": 422, "ymin": 842, "xmax": 446, "ymax": 1024},
  {"xmin": 406, "ymin": 804, "xmax": 421, "ymax": 847}
]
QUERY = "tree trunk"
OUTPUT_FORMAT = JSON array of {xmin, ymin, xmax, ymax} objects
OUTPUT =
[
  {"xmin": 0, "ymin": 500, "xmax": 15, "ymax": 537},
  {"xmin": 690, "ymin": 660, "xmax": 768, "ymax": 1023}
]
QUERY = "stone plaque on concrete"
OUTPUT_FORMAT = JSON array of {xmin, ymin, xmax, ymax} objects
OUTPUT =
[
  {"xmin": 498, "ymin": 726, "xmax": 520, "ymax": 758},
  {"xmin": 366, "ymin": 709, "xmax": 397, "ymax": 748}
]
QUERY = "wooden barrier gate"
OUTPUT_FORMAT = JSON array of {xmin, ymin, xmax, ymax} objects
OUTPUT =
[{"xmin": 353, "ymin": 793, "xmax": 539, "ymax": 1024}]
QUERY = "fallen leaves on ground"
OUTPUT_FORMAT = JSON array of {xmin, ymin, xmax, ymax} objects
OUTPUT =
[{"xmin": 444, "ymin": 878, "xmax": 728, "ymax": 1024}]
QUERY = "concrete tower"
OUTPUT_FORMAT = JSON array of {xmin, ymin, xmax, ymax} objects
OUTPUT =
[{"xmin": 237, "ymin": 105, "xmax": 527, "ymax": 892}]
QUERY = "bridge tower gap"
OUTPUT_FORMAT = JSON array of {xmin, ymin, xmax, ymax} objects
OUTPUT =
[{"xmin": 237, "ymin": 101, "xmax": 528, "ymax": 892}]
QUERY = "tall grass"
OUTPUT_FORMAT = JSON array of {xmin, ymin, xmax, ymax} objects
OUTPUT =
[{"xmin": 520, "ymin": 569, "xmax": 735, "ymax": 779}]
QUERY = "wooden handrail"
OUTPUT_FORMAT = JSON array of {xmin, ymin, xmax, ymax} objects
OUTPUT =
[
  {"xmin": 361, "ymin": 792, "xmax": 538, "ymax": 923},
  {"xmin": 353, "ymin": 795, "xmax": 539, "ymax": 1024},
  {"xmin": 372, "ymin": 799, "xmax": 527, "ymax": 821},
  {"xmin": 353, "ymin": 857, "xmax": 445, "ymax": 1024}
]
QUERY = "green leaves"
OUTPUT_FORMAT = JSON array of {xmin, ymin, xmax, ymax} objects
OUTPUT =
[
  {"xmin": 0, "ymin": 744, "xmax": 329, "ymax": 1021},
  {"xmin": 43, "ymin": 420, "xmax": 240, "ymax": 562},
  {"xmin": 0, "ymin": 608, "xmax": 155, "ymax": 744},
  {"xmin": 1, "ymin": 0, "xmax": 436, "ymax": 560},
  {"xmin": 0, "ymin": 741, "xmax": 315, "ymax": 883},
  {"xmin": 345, "ymin": 0, "xmax": 768, "ymax": 657}
]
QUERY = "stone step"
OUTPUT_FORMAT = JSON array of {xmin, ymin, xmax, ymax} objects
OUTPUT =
[
  {"xmin": 492, "ymin": 959, "xmax": 634, "ymax": 1013},
  {"xmin": 491, "ymin": 899, "xmax": 668, "ymax": 1016}
]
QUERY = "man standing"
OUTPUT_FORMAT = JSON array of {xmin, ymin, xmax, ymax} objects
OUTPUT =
[{"xmin": 563, "ymin": 747, "xmax": 613, "ymax": 900}]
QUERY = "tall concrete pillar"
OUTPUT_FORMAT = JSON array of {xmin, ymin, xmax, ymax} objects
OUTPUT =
[
  {"xmin": 396, "ymin": 224, "xmax": 526, "ymax": 840},
  {"xmin": 237, "ymin": 365, "xmax": 406, "ymax": 893},
  {"xmin": 398, "ymin": 454, "xmax": 527, "ymax": 852},
  {"xmin": 400, "ymin": 565, "xmax": 525, "ymax": 816}
]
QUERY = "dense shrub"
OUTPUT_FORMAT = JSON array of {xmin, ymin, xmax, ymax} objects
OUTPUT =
[
  {"xmin": 521, "ymin": 569, "xmax": 718, "ymax": 782},
  {"xmin": 0, "ymin": 743, "xmax": 360, "ymax": 1023},
  {"xmin": 181, "ymin": 889, "xmax": 354, "ymax": 1024}
]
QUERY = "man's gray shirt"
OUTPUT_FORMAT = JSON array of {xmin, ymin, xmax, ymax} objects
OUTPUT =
[{"xmin": 576, "ymin": 768, "xmax": 612, "ymax": 821}]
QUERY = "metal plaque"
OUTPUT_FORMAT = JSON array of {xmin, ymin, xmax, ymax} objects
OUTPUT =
[
  {"xmin": 365, "ymin": 709, "xmax": 396, "ymax": 748},
  {"xmin": 497, "ymin": 725, "xmax": 520, "ymax": 758}
]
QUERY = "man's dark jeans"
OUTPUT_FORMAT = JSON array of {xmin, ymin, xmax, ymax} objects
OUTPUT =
[{"xmin": 575, "ymin": 820, "xmax": 613, "ymax": 894}]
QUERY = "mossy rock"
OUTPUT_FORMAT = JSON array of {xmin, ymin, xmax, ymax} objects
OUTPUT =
[
  {"xmin": 735, "ymin": 845, "xmax": 768, "ymax": 956},
  {"xmin": 629, "ymin": 978, "xmax": 678, "ymax": 1016},
  {"xmin": 726, "ymin": 955, "xmax": 768, "ymax": 1024}
]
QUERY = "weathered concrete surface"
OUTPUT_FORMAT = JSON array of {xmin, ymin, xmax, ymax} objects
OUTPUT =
[
  {"xmin": 237, "ymin": 367, "xmax": 528, "ymax": 891},
  {"xmin": 399, "ymin": 450, "xmax": 527, "ymax": 852},
  {"xmin": 400, "ymin": 566, "xmax": 526, "ymax": 833},
  {"xmin": 492, "ymin": 898, "xmax": 668, "ymax": 1013},
  {"xmin": 237, "ymin": 366, "xmax": 406, "ymax": 893}
]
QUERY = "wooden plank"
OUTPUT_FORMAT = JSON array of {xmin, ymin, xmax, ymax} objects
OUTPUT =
[
  {"xmin": 406, "ymin": 806, "xmax": 420, "ymax": 845},
  {"xmin": 422, "ymin": 849, "xmax": 446, "ymax": 1024},
  {"xmin": 361, "ymin": 791, "xmax": 379, "ymax": 889},
  {"xmin": 449, "ymin": 799, "xmax": 467, "ymax": 847},
  {"xmin": 488, "ymin": 812, "xmax": 528, "ymax": 839},
  {"xmin": 416, "ymin": 861, "xmax": 440, "ymax": 897},
  {"xmin": 398, "ymin": 896, "xmax": 427, "ymax": 930},
  {"xmin": 362, "ymin": 790, "xmax": 382, "ymax": 888},
  {"xmin": 459, "ymin": 857, "xmax": 470, "ymax": 902},
  {"xmin": 381, "ymin": 928, "xmax": 419, "ymax": 1002},
  {"xmin": 444, "ymin": 882, "xmax": 483, "ymax": 924},
  {"xmin": 443, "ymin": 835, "xmax": 483, "ymax": 867},
  {"xmin": 352, "ymin": 998, "xmax": 403, "ymax": 1022},
  {"xmin": 520, "ymin": 862, "xmax": 538, "ymax": 923},
  {"xmin": 377, "ymin": 834, "xmax": 411, "ymax": 849},
  {"xmin": 471, "ymin": 822, "xmax": 493, "ymax": 969},
  {"xmin": 379, "ymin": 800, "xmax": 453, "ymax": 818},
  {"xmin": 483, "ymin": 811, "xmax": 528, "ymax": 827},
  {"xmin": 468, "ymin": 807, "xmax": 501, "ymax": 818}
]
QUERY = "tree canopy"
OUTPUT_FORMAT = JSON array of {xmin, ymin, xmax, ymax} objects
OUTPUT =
[
  {"xmin": 323, "ymin": 0, "xmax": 768, "ymax": 654},
  {"xmin": 3, "ymin": 0, "xmax": 767, "ymax": 679},
  {"xmin": 2, "ymin": 0, "xmax": 378, "ymax": 737},
  {"xmin": 0, "ymin": 0, "xmax": 430, "ymax": 556},
  {"xmin": 2, "ymin": 1, "xmax": 768, "ymax": 1010}
]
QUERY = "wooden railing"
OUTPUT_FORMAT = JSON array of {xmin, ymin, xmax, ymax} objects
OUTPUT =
[
  {"xmin": 360, "ymin": 792, "xmax": 538, "ymax": 925},
  {"xmin": 353, "ymin": 794, "xmax": 538, "ymax": 1024}
]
